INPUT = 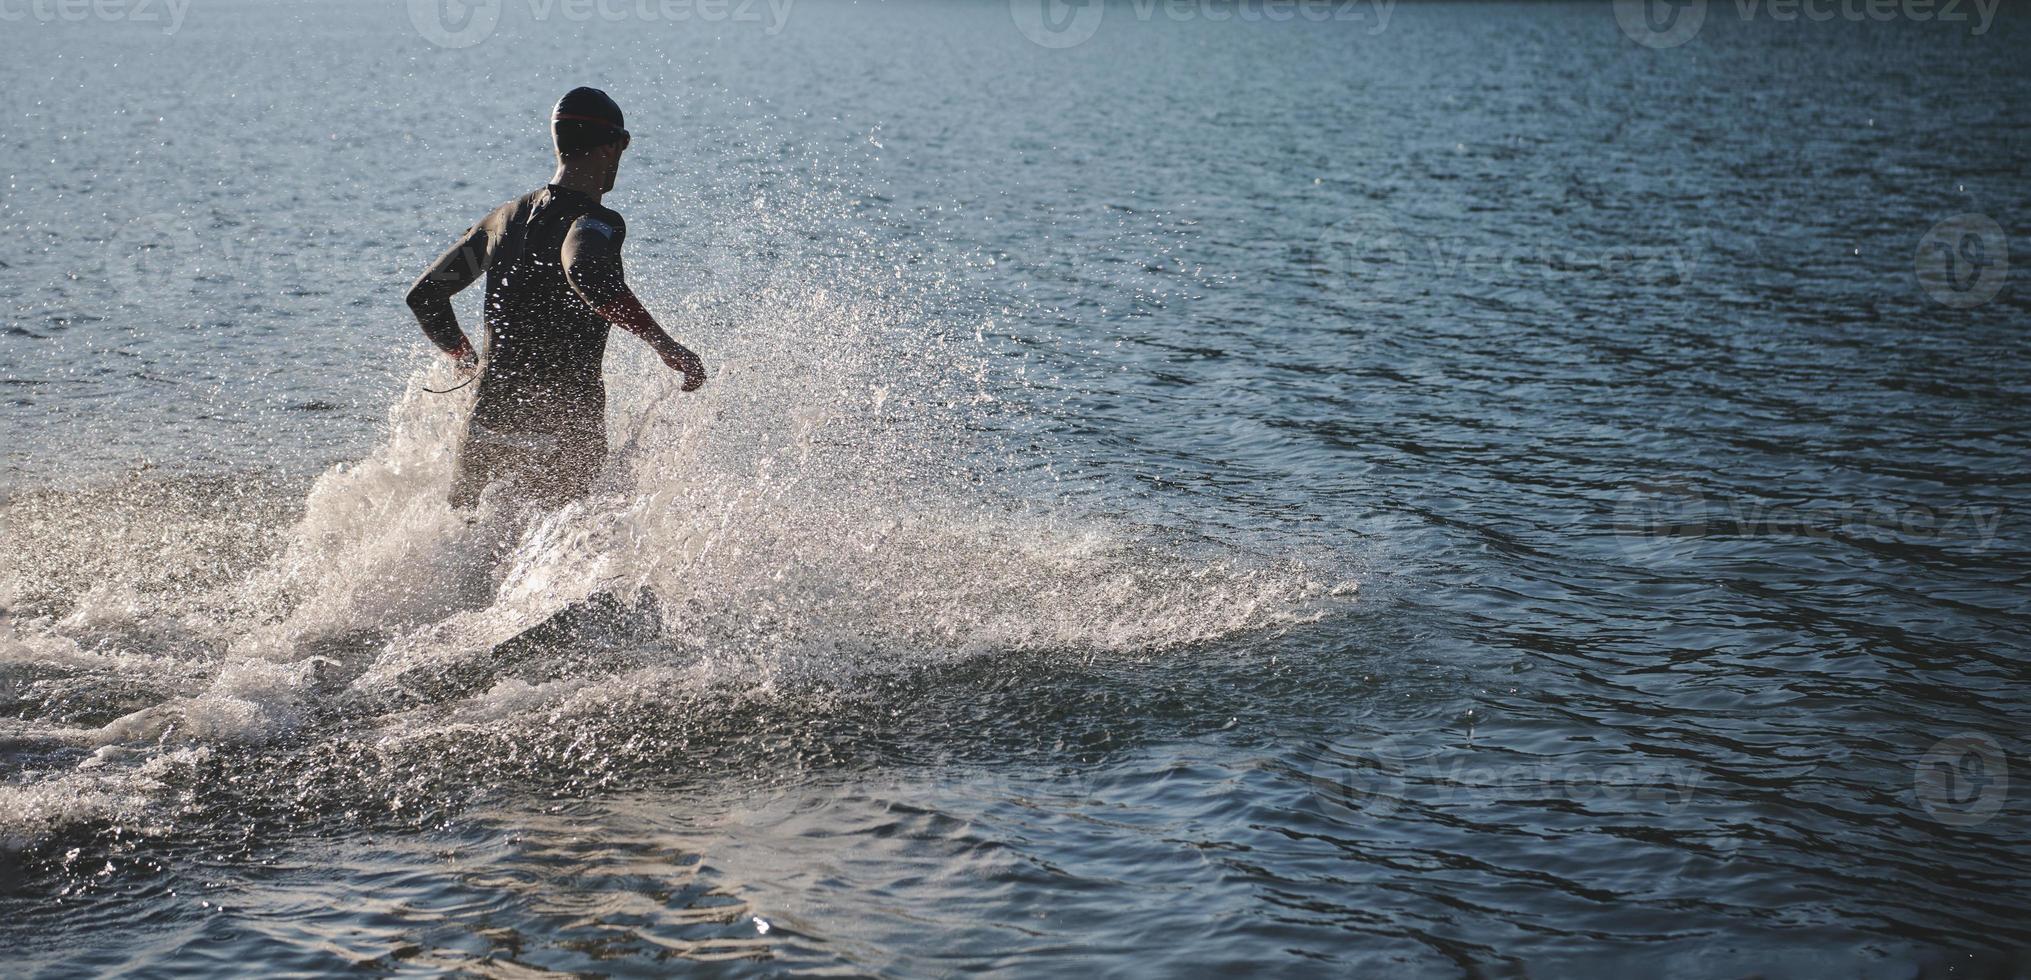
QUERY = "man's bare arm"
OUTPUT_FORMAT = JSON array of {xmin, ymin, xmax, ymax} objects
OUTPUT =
[{"xmin": 597, "ymin": 291, "xmax": 707, "ymax": 391}]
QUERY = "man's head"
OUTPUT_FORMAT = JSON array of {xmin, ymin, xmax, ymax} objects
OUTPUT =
[{"xmin": 552, "ymin": 87, "xmax": 629, "ymax": 190}]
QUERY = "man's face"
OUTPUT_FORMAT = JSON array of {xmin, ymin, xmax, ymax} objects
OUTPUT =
[{"xmin": 597, "ymin": 137, "xmax": 629, "ymax": 192}]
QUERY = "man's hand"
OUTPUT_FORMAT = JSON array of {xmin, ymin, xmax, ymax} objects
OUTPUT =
[
  {"xmin": 662, "ymin": 345, "xmax": 706, "ymax": 391},
  {"xmin": 418, "ymin": 335, "xmax": 483, "ymax": 394},
  {"xmin": 593, "ymin": 291, "xmax": 706, "ymax": 393},
  {"xmin": 447, "ymin": 336, "xmax": 480, "ymax": 372}
]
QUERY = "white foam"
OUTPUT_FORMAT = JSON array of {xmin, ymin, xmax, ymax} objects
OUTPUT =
[
  {"xmin": 89, "ymin": 657, "xmax": 320, "ymax": 747},
  {"xmin": 0, "ymin": 748, "xmax": 206, "ymax": 854},
  {"xmin": 0, "ymin": 213, "xmax": 1356, "ymax": 855}
]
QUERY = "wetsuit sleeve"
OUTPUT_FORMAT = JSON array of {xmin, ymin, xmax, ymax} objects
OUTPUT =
[
  {"xmin": 561, "ymin": 213, "xmax": 629, "ymax": 311},
  {"xmin": 405, "ymin": 210, "xmax": 498, "ymax": 355},
  {"xmin": 564, "ymin": 214, "xmax": 706, "ymax": 391}
]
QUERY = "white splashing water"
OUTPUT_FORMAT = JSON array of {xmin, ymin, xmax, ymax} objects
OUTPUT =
[{"xmin": 0, "ymin": 196, "xmax": 1355, "ymax": 854}]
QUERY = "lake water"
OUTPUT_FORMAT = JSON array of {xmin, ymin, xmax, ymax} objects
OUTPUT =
[{"xmin": 1, "ymin": 0, "xmax": 2027, "ymax": 975}]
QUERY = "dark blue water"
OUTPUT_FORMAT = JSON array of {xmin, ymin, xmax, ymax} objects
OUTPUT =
[{"xmin": 2, "ymin": 1, "xmax": 2027, "ymax": 975}]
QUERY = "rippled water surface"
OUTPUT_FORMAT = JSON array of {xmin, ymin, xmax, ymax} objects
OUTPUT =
[{"xmin": 2, "ymin": 1, "xmax": 2028, "ymax": 975}]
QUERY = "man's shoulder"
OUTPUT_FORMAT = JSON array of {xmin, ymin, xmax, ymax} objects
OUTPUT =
[
  {"xmin": 573, "ymin": 207, "xmax": 626, "ymax": 241},
  {"xmin": 481, "ymin": 193, "xmax": 536, "ymax": 224}
]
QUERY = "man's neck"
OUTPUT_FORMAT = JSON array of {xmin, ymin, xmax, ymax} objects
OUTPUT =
[{"xmin": 549, "ymin": 164, "xmax": 606, "ymax": 201}]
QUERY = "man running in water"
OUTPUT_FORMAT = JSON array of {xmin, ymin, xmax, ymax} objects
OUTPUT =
[{"xmin": 405, "ymin": 87, "xmax": 706, "ymax": 509}]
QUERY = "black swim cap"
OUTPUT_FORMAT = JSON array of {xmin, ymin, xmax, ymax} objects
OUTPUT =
[{"xmin": 552, "ymin": 87, "xmax": 627, "ymax": 156}]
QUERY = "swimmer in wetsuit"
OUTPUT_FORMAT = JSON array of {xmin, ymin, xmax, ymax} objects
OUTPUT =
[{"xmin": 405, "ymin": 87, "xmax": 706, "ymax": 509}]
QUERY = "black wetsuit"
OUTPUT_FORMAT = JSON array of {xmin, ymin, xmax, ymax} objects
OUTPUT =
[{"xmin": 408, "ymin": 185, "xmax": 631, "ymax": 508}]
